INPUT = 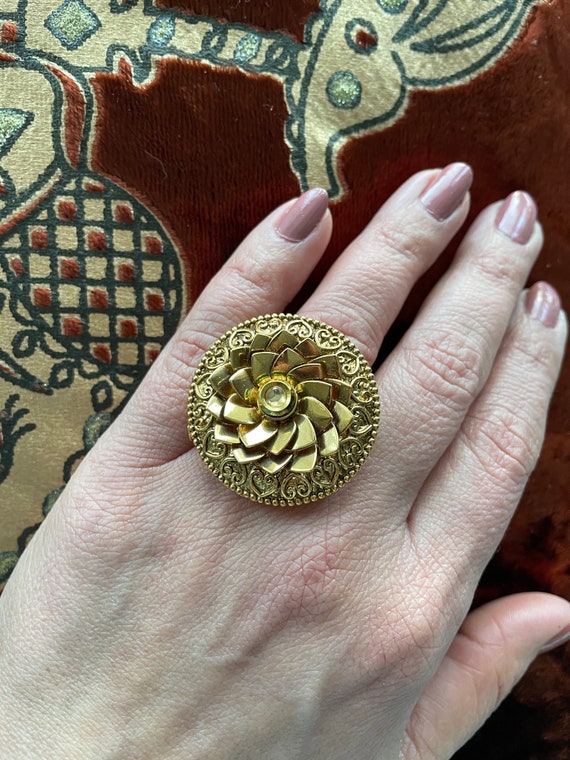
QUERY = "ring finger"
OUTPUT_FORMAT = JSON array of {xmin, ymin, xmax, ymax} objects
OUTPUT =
[{"xmin": 377, "ymin": 191, "xmax": 541, "ymax": 505}]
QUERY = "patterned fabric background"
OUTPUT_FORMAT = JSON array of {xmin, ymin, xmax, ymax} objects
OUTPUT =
[{"xmin": 1, "ymin": 1, "xmax": 569, "ymax": 755}]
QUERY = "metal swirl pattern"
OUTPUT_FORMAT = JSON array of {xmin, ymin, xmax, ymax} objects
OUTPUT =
[{"xmin": 187, "ymin": 314, "xmax": 380, "ymax": 506}]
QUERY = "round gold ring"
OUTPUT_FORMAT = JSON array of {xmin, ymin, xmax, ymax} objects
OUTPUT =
[{"xmin": 187, "ymin": 314, "xmax": 380, "ymax": 506}]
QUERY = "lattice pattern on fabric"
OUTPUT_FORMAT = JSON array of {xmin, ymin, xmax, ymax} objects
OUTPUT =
[{"xmin": 0, "ymin": 174, "xmax": 182, "ymax": 391}]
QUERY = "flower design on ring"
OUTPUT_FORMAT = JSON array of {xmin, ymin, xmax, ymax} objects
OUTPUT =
[
  {"xmin": 188, "ymin": 314, "xmax": 380, "ymax": 505},
  {"xmin": 205, "ymin": 328, "xmax": 355, "ymax": 475}
]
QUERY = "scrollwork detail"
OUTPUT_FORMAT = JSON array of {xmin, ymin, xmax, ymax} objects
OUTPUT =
[
  {"xmin": 286, "ymin": 318, "xmax": 313, "ymax": 339},
  {"xmin": 255, "ymin": 316, "xmax": 284, "ymax": 335},
  {"xmin": 249, "ymin": 468, "xmax": 279, "ymax": 499},
  {"xmin": 228, "ymin": 328, "xmax": 255, "ymax": 349},
  {"xmin": 337, "ymin": 350, "xmax": 360, "ymax": 376},
  {"xmin": 312, "ymin": 458, "xmax": 339, "ymax": 489},
  {"xmin": 315, "ymin": 328, "xmax": 343, "ymax": 350},
  {"xmin": 281, "ymin": 472, "xmax": 312, "ymax": 501},
  {"xmin": 221, "ymin": 458, "xmax": 248, "ymax": 488},
  {"xmin": 203, "ymin": 345, "xmax": 229, "ymax": 368},
  {"xmin": 194, "ymin": 380, "xmax": 214, "ymax": 401},
  {"xmin": 204, "ymin": 431, "xmax": 228, "ymax": 459},
  {"xmin": 338, "ymin": 437, "xmax": 365, "ymax": 470},
  {"xmin": 350, "ymin": 406, "xmax": 374, "ymax": 436}
]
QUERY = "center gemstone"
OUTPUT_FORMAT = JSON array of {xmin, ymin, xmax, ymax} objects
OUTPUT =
[
  {"xmin": 258, "ymin": 379, "xmax": 297, "ymax": 420},
  {"xmin": 265, "ymin": 384, "xmax": 287, "ymax": 407}
]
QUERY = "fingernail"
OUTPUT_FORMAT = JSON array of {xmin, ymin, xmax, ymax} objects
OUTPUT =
[
  {"xmin": 420, "ymin": 162, "xmax": 473, "ymax": 221},
  {"xmin": 539, "ymin": 625, "xmax": 570, "ymax": 654},
  {"xmin": 525, "ymin": 281, "xmax": 561, "ymax": 328},
  {"xmin": 275, "ymin": 188, "xmax": 329, "ymax": 243},
  {"xmin": 496, "ymin": 191, "xmax": 537, "ymax": 244}
]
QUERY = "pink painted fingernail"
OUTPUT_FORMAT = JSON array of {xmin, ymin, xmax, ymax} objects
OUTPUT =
[
  {"xmin": 539, "ymin": 625, "xmax": 570, "ymax": 654},
  {"xmin": 420, "ymin": 162, "xmax": 473, "ymax": 221},
  {"xmin": 525, "ymin": 281, "xmax": 561, "ymax": 328},
  {"xmin": 275, "ymin": 188, "xmax": 329, "ymax": 243},
  {"xmin": 496, "ymin": 191, "xmax": 537, "ymax": 244}
]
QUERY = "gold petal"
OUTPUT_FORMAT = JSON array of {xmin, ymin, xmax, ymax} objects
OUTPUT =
[
  {"xmin": 329, "ymin": 379, "xmax": 352, "ymax": 405},
  {"xmin": 291, "ymin": 446, "xmax": 318, "ymax": 473},
  {"xmin": 319, "ymin": 426, "xmax": 339, "ymax": 456},
  {"xmin": 250, "ymin": 333, "xmax": 271, "ymax": 351},
  {"xmin": 206, "ymin": 395, "xmax": 224, "ymax": 419},
  {"xmin": 210, "ymin": 363, "xmax": 233, "ymax": 397},
  {"xmin": 251, "ymin": 351, "xmax": 279, "ymax": 382},
  {"xmin": 223, "ymin": 394, "xmax": 261, "ymax": 425},
  {"xmin": 333, "ymin": 401, "xmax": 353, "ymax": 434},
  {"xmin": 272, "ymin": 348, "xmax": 305, "ymax": 374},
  {"xmin": 230, "ymin": 347, "xmax": 249, "ymax": 371},
  {"xmin": 239, "ymin": 421, "xmax": 278, "ymax": 448},
  {"xmin": 266, "ymin": 330, "xmax": 298, "ymax": 352},
  {"xmin": 233, "ymin": 446, "xmax": 265, "ymax": 464},
  {"xmin": 296, "ymin": 380, "xmax": 332, "ymax": 405},
  {"xmin": 292, "ymin": 414, "xmax": 317, "ymax": 451},
  {"xmin": 298, "ymin": 397, "xmax": 333, "ymax": 433},
  {"xmin": 267, "ymin": 419, "xmax": 297, "ymax": 455},
  {"xmin": 316, "ymin": 354, "xmax": 341, "ymax": 378},
  {"xmin": 259, "ymin": 453, "xmax": 293, "ymax": 475},
  {"xmin": 288, "ymin": 363, "xmax": 324, "ymax": 383},
  {"xmin": 296, "ymin": 338, "xmax": 320, "ymax": 358},
  {"xmin": 214, "ymin": 423, "xmax": 241, "ymax": 444},
  {"xmin": 230, "ymin": 368, "xmax": 256, "ymax": 401}
]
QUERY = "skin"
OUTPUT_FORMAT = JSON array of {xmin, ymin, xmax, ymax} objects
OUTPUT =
[{"xmin": 0, "ymin": 168, "xmax": 568, "ymax": 760}]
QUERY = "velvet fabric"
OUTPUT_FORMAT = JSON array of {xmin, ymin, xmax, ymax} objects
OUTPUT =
[{"xmin": 1, "ymin": 2, "xmax": 569, "ymax": 755}]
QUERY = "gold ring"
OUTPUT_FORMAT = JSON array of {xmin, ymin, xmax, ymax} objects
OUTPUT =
[{"xmin": 187, "ymin": 314, "xmax": 380, "ymax": 506}]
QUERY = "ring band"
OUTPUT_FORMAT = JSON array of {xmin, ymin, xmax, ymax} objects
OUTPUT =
[{"xmin": 187, "ymin": 314, "xmax": 380, "ymax": 506}]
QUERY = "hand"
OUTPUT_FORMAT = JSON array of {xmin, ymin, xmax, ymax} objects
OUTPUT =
[{"xmin": 1, "ymin": 164, "xmax": 568, "ymax": 760}]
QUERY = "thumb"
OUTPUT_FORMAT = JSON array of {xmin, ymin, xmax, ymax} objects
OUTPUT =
[{"xmin": 402, "ymin": 593, "xmax": 570, "ymax": 760}]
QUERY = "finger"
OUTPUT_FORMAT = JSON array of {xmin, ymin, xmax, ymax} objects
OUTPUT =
[
  {"xmin": 377, "ymin": 192, "xmax": 542, "ymax": 503},
  {"xmin": 402, "ymin": 593, "xmax": 570, "ymax": 760},
  {"xmin": 412, "ymin": 284, "xmax": 566, "ymax": 570},
  {"xmin": 301, "ymin": 163, "xmax": 473, "ymax": 364},
  {"xmin": 106, "ymin": 189, "xmax": 332, "ymax": 465}
]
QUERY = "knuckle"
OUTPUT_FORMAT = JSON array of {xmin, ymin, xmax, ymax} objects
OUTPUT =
[
  {"xmin": 315, "ymin": 294, "xmax": 379, "ymax": 363},
  {"xmin": 372, "ymin": 220, "xmax": 425, "ymax": 268},
  {"xmin": 260, "ymin": 527, "xmax": 348, "ymax": 624},
  {"xmin": 403, "ymin": 332, "xmax": 482, "ymax": 412},
  {"xmin": 276, "ymin": 540, "xmax": 341, "ymax": 619},
  {"xmin": 464, "ymin": 405, "xmax": 542, "ymax": 494},
  {"xmin": 472, "ymin": 251, "xmax": 518, "ymax": 287},
  {"xmin": 510, "ymin": 331, "xmax": 560, "ymax": 375},
  {"xmin": 155, "ymin": 250, "xmax": 288, "ymax": 392},
  {"xmin": 224, "ymin": 254, "xmax": 273, "ymax": 304},
  {"xmin": 470, "ymin": 238, "xmax": 533, "ymax": 288},
  {"xmin": 164, "ymin": 320, "xmax": 227, "ymax": 387},
  {"xmin": 173, "ymin": 325, "xmax": 216, "ymax": 366}
]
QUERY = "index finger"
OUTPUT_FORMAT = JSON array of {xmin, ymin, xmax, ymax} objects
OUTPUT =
[{"xmin": 105, "ymin": 190, "xmax": 332, "ymax": 467}]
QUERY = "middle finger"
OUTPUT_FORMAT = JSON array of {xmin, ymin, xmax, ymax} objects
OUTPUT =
[{"xmin": 301, "ymin": 163, "xmax": 473, "ymax": 363}]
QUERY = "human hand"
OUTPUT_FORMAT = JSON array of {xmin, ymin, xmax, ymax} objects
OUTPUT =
[{"xmin": 1, "ymin": 165, "xmax": 568, "ymax": 760}]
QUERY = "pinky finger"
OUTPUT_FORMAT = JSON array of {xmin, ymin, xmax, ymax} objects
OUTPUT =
[
  {"xmin": 402, "ymin": 593, "xmax": 570, "ymax": 760},
  {"xmin": 411, "ymin": 283, "xmax": 567, "ymax": 575}
]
